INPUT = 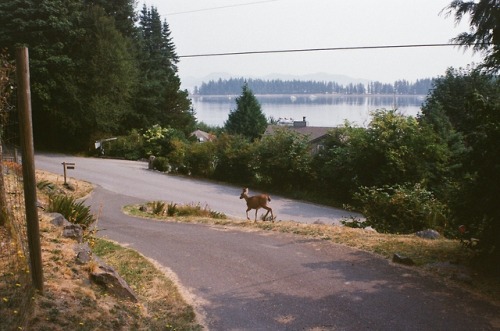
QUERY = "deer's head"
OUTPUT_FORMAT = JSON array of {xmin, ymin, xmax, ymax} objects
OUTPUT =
[{"xmin": 239, "ymin": 188, "xmax": 249, "ymax": 199}]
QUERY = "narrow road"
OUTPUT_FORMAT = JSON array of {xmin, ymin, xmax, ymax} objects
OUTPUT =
[
  {"xmin": 36, "ymin": 154, "xmax": 500, "ymax": 330},
  {"xmin": 35, "ymin": 154, "xmax": 361, "ymax": 224}
]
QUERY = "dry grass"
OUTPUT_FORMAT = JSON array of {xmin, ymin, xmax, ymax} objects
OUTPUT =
[{"xmin": 1, "ymin": 171, "xmax": 202, "ymax": 331}]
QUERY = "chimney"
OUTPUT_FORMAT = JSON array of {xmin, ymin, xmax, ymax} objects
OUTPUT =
[{"xmin": 293, "ymin": 116, "xmax": 307, "ymax": 128}]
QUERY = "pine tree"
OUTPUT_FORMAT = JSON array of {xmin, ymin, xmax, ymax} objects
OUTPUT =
[
  {"xmin": 132, "ymin": 5, "xmax": 194, "ymax": 133},
  {"xmin": 225, "ymin": 84, "xmax": 267, "ymax": 141}
]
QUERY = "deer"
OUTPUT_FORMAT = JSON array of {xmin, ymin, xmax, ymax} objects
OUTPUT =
[{"xmin": 239, "ymin": 187, "xmax": 274, "ymax": 222}]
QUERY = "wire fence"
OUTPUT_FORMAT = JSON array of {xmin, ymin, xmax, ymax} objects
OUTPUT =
[{"xmin": 0, "ymin": 62, "xmax": 34, "ymax": 330}]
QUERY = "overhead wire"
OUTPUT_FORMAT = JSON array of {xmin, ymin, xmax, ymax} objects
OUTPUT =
[
  {"xmin": 166, "ymin": 0, "xmax": 279, "ymax": 16},
  {"xmin": 178, "ymin": 43, "xmax": 467, "ymax": 58}
]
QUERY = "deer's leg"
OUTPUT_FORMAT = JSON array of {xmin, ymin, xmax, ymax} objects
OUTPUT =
[
  {"xmin": 254, "ymin": 209, "xmax": 258, "ymax": 222},
  {"xmin": 263, "ymin": 206, "xmax": 273, "ymax": 222},
  {"xmin": 246, "ymin": 208, "xmax": 251, "ymax": 220}
]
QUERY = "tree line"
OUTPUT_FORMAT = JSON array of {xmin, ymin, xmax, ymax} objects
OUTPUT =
[
  {"xmin": 194, "ymin": 77, "xmax": 434, "ymax": 95},
  {"xmin": 0, "ymin": 1, "xmax": 195, "ymax": 151}
]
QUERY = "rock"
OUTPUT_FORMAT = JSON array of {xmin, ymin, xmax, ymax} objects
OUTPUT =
[
  {"xmin": 90, "ymin": 257, "xmax": 138, "ymax": 302},
  {"xmin": 74, "ymin": 243, "xmax": 92, "ymax": 264},
  {"xmin": 313, "ymin": 220, "xmax": 325, "ymax": 225},
  {"xmin": 415, "ymin": 229, "xmax": 440, "ymax": 240},
  {"xmin": 49, "ymin": 213, "xmax": 71, "ymax": 227},
  {"xmin": 63, "ymin": 224, "xmax": 83, "ymax": 242},
  {"xmin": 392, "ymin": 253, "xmax": 415, "ymax": 266}
]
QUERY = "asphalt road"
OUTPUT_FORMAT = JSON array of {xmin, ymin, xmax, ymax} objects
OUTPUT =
[
  {"xmin": 35, "ymin": 154, "xmax": 361, "ymax": 224},
  {"xmin": 35, "ymin": 154, "xmax": 500, "ymax": 330}
]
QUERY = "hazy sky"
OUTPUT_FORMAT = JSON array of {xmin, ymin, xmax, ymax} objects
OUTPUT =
[{"xmin": 146, "ymin": 0, "xmax": 482, "ymax": 85}]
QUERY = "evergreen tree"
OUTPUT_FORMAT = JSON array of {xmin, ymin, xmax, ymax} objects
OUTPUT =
[
  {"xmin": 132, "ymin": 5, "xmax": 194, "ymax": 134},
  {"xmin": 225, "ymin": 84, "xmax": 267, "ymax": 141},
  {"xmin": 443, "ymin": 0, "xmax": 500, "ymax": 72}
]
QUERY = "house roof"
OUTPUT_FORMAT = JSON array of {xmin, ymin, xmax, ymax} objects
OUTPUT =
[
  {"xmin": 191, "ymin": 129, "xmax": 216, "ymax": 142},
  {"xmin": 264, "ymin": 125, "xmax": 332, "ymax": 143}
]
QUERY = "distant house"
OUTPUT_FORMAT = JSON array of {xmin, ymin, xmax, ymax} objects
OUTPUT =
[
  {"xmin": 191, "ymin": 129, "xmax": 216, "ymax": 143},
  {"xmin": 264, "ymin": 117, "xmax": 332, "ymax": 154}
]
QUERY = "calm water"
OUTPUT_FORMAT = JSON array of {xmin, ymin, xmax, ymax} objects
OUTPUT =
[{"xmin": 191, "ymin": 94, "xmax": 425, "ymax": 127}]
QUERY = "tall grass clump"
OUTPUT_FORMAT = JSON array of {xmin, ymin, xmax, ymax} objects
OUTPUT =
[{"xmin": 47, "ymin": 195, "xmax": 95, "ymax": 230}]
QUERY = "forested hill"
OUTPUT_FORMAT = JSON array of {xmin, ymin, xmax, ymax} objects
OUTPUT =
[{"xmin": 195, "ymin": 77, "xmax": 434, "ymax": 95}]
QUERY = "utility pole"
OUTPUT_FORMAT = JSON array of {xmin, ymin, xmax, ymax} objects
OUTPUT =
[{"xmin": 16, "ymin": 47, "xmax": 44, "ymax": 293}]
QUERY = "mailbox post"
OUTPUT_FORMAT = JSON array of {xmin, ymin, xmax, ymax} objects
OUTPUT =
[{"xmin": 62, "ymin": 162, "xmax": 75, "ymax": 185}]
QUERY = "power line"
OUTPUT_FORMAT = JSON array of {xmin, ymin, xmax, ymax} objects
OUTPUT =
[
  {"xmin": 179, "ymin": 43, "xmax": 465, "ymax": 58},
  {"xmin": 167, "ymin": 0, "xmax": 279, "ymax": 16}
]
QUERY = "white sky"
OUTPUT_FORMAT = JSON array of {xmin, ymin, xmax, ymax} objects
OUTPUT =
[{"xmin": 145, "ymin": 0, "xmax": 482, "ymax": 85}]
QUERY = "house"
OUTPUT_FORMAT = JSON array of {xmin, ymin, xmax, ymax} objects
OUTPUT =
[
  {"xmin": 191, "ymin": 129, "xmax": 216, "ymax": 143},
  {"xmin": 264, "ymin": 117, "xmax": 332, "ymax": 154}
]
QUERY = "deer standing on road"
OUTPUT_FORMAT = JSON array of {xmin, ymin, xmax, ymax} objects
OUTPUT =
[{"xmin": 239, "ymin": 188, "xmax": 274, "ymax": 222}]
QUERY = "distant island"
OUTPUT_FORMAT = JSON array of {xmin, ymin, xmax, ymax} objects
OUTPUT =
[{"xmin": 193, "ymin": 77, "xmax": 434, "ymax": 96}]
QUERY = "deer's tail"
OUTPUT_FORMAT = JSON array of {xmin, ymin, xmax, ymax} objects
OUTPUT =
[{"xmin": 268, "ymin": 195, "xmax": 271, "ymax": 202}]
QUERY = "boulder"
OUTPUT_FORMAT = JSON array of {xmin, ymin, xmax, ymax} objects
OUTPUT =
[
  {"xmin": 74, "ymin": 242, "xmax": 92, "ymax": 264},
  {"xmin": 415, "ymin": 229, "xmax": 440, "ymax": 240},
  {"xmin": 90, "ymin": 257, "xmax": 138, "ymax": 302},
  {"xmin": 63, "ymin": 224, "xmax": 83, "ymax": 243},
  {"xmin": 49, "ymin": 213, "xmax": 71, "ymax": 227}
]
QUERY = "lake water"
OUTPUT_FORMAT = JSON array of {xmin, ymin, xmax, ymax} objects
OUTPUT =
[{"xmin": 191, "ymin": 94, "xmax": 426, "ymax": 127}]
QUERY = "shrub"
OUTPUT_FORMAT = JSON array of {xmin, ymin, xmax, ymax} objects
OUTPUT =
[
  {"xmin": 354, "ymin": 183, "xmax": 448, "ymax": 234},
  {"xmin": 47, "ymin": 195, "xmax": 96, "ymax": 230},
  {"xmin": 104, "ymin": 130, "xmax": 144, "ymax": 160},
  {"xmin": 152, "ymin": 157, "xmax": 170, "ymax": 172}
]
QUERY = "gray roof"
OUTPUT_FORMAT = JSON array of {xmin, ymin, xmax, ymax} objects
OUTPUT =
[{"xmin": 264, "ymin": 125, "xmax": 332, "ymax": 143}]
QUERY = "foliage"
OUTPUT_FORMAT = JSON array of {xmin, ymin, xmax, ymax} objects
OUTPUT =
[
  {"xmin": 255, "ymin": 127, "xmax": 312, "ymax": 190},
  {"xmin": 47, "ymin": 195, "xmax": 95, "ymax": 230},
  {"xmin": 143, "ymin": 201, "xmax": 227, "ymax": 219},
  {"xmin": 104, "ymin": 130, "xmax": 144, "ymax": 160},
  {"xmin": 0, "ymin": 1, "xmax": 193, "ymax": 151},
  {"xmin": 152, "ymin": 156, "xmax": 170, "ymax": 172},
  {"xmin": 213, "ymin": 133, "xmax": 255, "ymax": 184},
  {"xmin": 443, "ymin": 0, "xmax": 500, "ymax": 72},
  {"xmin": 132, "ymin": 5, "xmax": 195, "ymax": 134},
  {"xmin": 224, "ymin": 84, "xmax": 268, "ymax": 141},
  {"xmin": 313, "ymin": 110, "xmax": 449, "ymax": 202},
  {"xmin": 420, "ymin": 67, "xmax": 500, "ymax": 268},
  {"xmin": 151, "ymin": 201, "xmax": 166, "ymax": 215},
  {"xmin": 184, "ymin": 141, "xmax": 216, "ymax": 177},
  {"xmin": 143, "ymin": 125, "xmax": 187, "ymax": 157},
  {"xmin": 354, "ymin": 183, "xmax": 449, "ymax": 234}
]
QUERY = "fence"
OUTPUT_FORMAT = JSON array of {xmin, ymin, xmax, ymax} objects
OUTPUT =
[
  {"xmin": 0, "ymin": 124, "xmax": 33, "ymax": 331},
  {"xmin": 0, "ymin": 48, "xmax": 39, "ymax": 330}
]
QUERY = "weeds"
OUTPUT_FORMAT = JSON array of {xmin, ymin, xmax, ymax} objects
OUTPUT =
[
  {"xmin": 141, "ymin": 201, "xmax": 227, "ymax": 219},
  {"xmin": 47, "ymin": 195, "xmax": 95, "ymax": 230}
]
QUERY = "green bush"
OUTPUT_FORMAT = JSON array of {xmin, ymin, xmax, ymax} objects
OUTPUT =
[
  {"xmin": 354, "ymin": 183, "xmax": 448, "ymax": 234},
  {"xmin": 104, "ymin": 130, "xmax": 144, "ymax": 160},
  {"xmin": 152, "ymin": 157, "xmax": 170, "ymax": 172},
  {"xmin": 47, "ymin": 195, "xmax": 96, "ymax": 230}
]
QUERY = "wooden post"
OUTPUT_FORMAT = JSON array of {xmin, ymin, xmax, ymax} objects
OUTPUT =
[{"xmin": 16, "ymin": 47, "xmax": 44, "ymax": 293}]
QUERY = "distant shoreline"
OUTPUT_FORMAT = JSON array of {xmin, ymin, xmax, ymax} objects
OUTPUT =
[{"xmin": 191, "ymin": 93, "xmax": 426, "ymax": 98}]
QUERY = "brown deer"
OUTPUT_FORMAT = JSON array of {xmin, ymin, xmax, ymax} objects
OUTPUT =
[{"xmin": 239, "ymin": 188, "xmax": 274, "ymax": 222}]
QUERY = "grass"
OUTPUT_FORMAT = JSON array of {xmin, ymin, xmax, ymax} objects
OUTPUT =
[{"xmin": 0, "ymin": 170, "xmax": 202, "ymax": 331}]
